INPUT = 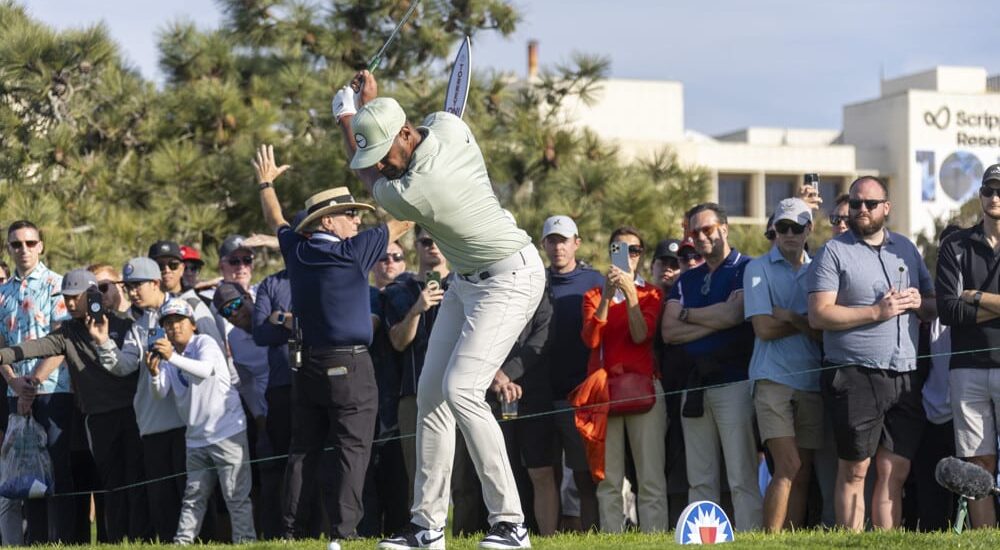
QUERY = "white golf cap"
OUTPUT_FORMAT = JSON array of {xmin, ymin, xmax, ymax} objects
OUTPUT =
[
  {"xmin": 773, "ymin": 198, "xmax": 813, "ymax": 226},
  {"xmin": 542, "ymin": 215, "xmax": 578, "ymax": 239}
]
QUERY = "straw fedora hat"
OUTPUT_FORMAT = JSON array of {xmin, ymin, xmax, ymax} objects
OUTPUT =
[{"xmin": 295, "ymin": 187, "xmax": 375, "ymax": 233}]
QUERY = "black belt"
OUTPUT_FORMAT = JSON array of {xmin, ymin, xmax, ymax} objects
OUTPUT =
[{"xmin": 304, "ymin": 344, "xmax": 368, "ymax": 355}]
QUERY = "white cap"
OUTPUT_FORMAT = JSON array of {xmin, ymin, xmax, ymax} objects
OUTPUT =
[{"xmin": 542, "ymin": 215, "xmax": 578, "ymax": 239}]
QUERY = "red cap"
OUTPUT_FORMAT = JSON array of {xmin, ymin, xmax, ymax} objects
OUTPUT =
[
  {"xmin": 679, "ymin": 237, "xmax": 696, "ymax": 252},
  {"xmin": 180, "ymin": 245, "xmax": 204, "ymax": 266}
]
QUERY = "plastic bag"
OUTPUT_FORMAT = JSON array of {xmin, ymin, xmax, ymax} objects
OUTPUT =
[{"xmin": 0, "ymin": 414, "xmax": 53, "ymax": 499}]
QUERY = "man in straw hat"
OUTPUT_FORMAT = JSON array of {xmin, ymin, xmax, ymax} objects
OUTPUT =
[
  {"xmin": 331, "ymin": 71, "xmax": 545, "ymax": 550},
  {"xmin": 252, "ymin": 144, "xmax": 413, "ymax": 548}
]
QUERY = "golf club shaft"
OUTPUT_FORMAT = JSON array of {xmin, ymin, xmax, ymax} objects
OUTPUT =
[{"xmin": 367, "ymin": 0, "xmax": 422, "ymax": 72}]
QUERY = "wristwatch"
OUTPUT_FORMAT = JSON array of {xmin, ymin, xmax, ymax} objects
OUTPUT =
[
  {"xmin": 974, "ymin": 291, "xmax": 984, "ymax": 307},
  {"xmin": 679, "ymin": 308, "xmax": 690, "ymax": 323},
  {"xmin": 258, "ymin": 181, "xmax": 273, "ymax": 191},
  {"xmin": 275, "ymin": 312, "xmax": 286, "ymax": 324}
]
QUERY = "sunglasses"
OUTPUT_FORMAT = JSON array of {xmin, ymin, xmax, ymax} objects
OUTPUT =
[
  {"xmin": 97, "ymin": 281, "xmax": 120, "ymax": 293},
  {"xmin": 184, "ymin": 262, "xmax": 201, "ymax": 274},
  {"xmin": 379, "ymin": 253, "xmax": 404, "ymax": 263},
  {"xmin": 337, "ymin": 208, "xmax": 361, "ymax": 219},
  {"xmin": 225, "ymin": 256, "xmax": 254, "ymax": 267},
  {"xmin": 980, "ymin": 186, "xmax": 1000, "ymax": 199},
  {"xmin": 626, "ymin": 245, "xmax": 643, "ymax": 257},
  {"xmin": 157, "ymin": 259, "xmax": 182, "ymax": 272},
  {"xmin": 220, "ymin": 297, "xmax": 243, "ymax": 318},
  {"xmin": 774, "ymin": 222, "xmax": 806, "ymax": 235},
  {"xmin": 417, "ymin": 237, "xmax": 435, "ymax": 248},
  {"xmin": 8, "ymin": 240, "xmax": 39, "ymax": 250},
  {"xmin": 848, "ymin": 199, "xmax": 887, "ymax": 211},
  {"xmin": 661, "ymin": 258, "xmax": 680, "ymax": 270},
  {"xmin": 679, "ymin": 252, "xmax": 701, "ymax": 263},
  {"xmin": 829, "ymin": 214, "xmax": 848, "ymax": 225},
  {"xmin": 688, "ymin": 223, "xmax": 719, "ymax": 240}
]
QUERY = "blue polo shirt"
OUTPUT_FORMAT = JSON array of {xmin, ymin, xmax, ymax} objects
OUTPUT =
[
  {"xmin": 278, "ymin": 224, "xmax": 389, "ymax": 347},
  {"xmin": 744, "ymin": 247, "xmax": 821, "ymax": 391},
  {"xmin": 547, "ymin": 264, "xmax": 605, "ymax": 399},
  {"xmin": 667, "ymin": 249, "xmax": 753, "ymax": 383}
]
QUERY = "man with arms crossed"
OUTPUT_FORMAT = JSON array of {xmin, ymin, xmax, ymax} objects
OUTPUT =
[
  {"xmin": 936, "ymin": 164, "xmax": 1000, "ymax": 528},
  {"xmin": 807, "ymin": 176, "xmax": 936, "ymax": 530},
  {"xmin": 333, "ymin": 71, "xmax": 545, "ymax": 550},
  {"xmin": 744, "ymin": 199, "xmax": 823, "ymax": 531}
]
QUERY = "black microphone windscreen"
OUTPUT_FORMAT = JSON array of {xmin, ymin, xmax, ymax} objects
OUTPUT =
[{"xmin": 935, "ymin": 456, "xmax": 995, "ymax": 499}]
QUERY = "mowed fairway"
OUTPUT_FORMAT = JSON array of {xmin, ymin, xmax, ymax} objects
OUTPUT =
[{"xmin": 59, "ymin": 530, "xmax": 1000, "ymax": 549}]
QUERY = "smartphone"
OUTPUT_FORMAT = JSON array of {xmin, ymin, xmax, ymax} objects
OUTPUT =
[
  {"xmin": 804, "ymin": 173, "xmax": 819, "ymax": 188},
  {"xmin": 147, "ymin": 327, "xmax": 166, "ymax": 357},
  {"xmin": 425, "ymin": 271, "xmax": 442, "ymax": 287},
  {"xmin": 86, "ymin": 288, "xmax": 105, "ymax": 323},
  {"xmin": 609, "ymin": 242, "xmax": 631, "ymax": 274}
]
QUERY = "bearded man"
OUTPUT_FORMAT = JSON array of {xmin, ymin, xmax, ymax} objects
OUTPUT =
[{"xmin": 806, "ymin": 176, "xmax": 936, "ymax": 531}]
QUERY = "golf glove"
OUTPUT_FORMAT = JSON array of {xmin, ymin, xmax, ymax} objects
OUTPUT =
[{"xmin": 331, "ymin": 85, "xmax": 358, "ymax": 121}]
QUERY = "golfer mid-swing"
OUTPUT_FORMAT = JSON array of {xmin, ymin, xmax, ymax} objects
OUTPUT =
[{"xmin": 333, "ymin": 71, "xmax": 543, "ymax": 550}]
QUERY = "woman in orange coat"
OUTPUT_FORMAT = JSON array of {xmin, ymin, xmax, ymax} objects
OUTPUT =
[{"xmin": 581, "ymin": 226, "xmax": 667, "ymax": 533}]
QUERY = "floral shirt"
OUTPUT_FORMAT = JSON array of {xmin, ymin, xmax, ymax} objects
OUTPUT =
[{"xmin": 0, "ymin": 262, "xmax": 70, "ymax": 395}]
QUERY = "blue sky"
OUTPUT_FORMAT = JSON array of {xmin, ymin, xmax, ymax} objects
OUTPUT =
[{"xmin": 23, "ymin": 0, "xmax": 998, "ymax": 135}]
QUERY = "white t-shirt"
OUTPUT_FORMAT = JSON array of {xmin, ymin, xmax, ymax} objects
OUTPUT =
[{"xmin": 151, "ymin": 334, "xmax": 246, "ymax": 447}]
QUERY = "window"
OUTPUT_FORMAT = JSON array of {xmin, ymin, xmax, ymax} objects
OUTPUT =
[
  {"xmin": 819, "ymin": 177, "xmax": 844, "ymax": 210},
  {"xmin": 765, "ymin": 176, "xmax": 795, "ymax": 215},
  {"xmin": 717, "ymin": 174, "xmax": 748, "ymax": 217}
]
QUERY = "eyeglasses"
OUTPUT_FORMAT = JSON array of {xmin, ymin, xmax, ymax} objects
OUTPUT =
[
  {"xmin": 379, "ymin": 253, "xmax": 404, "ymax": 263},
  {"xmin": 829, "ymin": 214, "xmax": 848, "ymax": 225},
  {"xmin": 8, "ymin": 240, "xmax": 39, "ymax": 250},
  {"xmin": 417, "ymin": 237, "xmax": 435, "ymax": 248},
  {"xmin": 157, "ymin": 259, "xmax": 182, "ymax": 272},
  {"xmin": 848, "ymin": 199, "xmax": 887, "ymax": 211},
  {"xmin": 774, "ymin": 222, "xmax": 806, "ymax": 235},
  {"xmin": 225, "ymin": 256, "xmax": 254, "ymax": 267},
  {"xmin": 688, "ymin": 223, "xmax": 719, "ymax": 240},
  {"xmin": 337, "ymin": 208, "xmax": 361, "ymax": 219},
  {"xmin": 980, "ymin": 186, "xmax": 1000, "ymax": 199},
  {"xmin": 220, "ymin": 298, "xmax": 243, "ymax": 318},
  {"xmin": 123, "ymin": 281, "xmax": 147, "ymax": 292},
  {"xmin": 679, "ymin": 252, "xmax": 701, "ymax": 263}
]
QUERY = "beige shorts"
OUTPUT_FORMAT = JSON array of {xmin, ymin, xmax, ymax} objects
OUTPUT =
[
  {"xmin": 753, "ymin": 379, "xmax": 824, "ymax": 450},
  {"xmin": 951, "ymin": 368, "xmax": 1000, "ymax": 457}
]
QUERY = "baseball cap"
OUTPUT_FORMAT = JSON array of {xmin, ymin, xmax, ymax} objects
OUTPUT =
[
  {"xmin": 653, "ymin": 239, "xmax": 681, "ymax": 260},
  {"xmin": 180, "ymin": 245, "xmax": 203, "ymax": 266},
  {"xmin": 983, "ymin": 163, "xmax": 1000, "ymax": 185},
  {"xmin": 349, "ymin": 97, "xmax": 407, "ymax": 170},
  {"xmin": 148, "ymin": 240, "xmax": 182, "ymax": 260},
  {"xmin": 541, "ymin": 215, "xmax": 578, "ymax": 239},
  {"xmin": 122, "ymin": 257, "xmax": 161, "ymax": 283},
  {"xmin": 212, "ymin": 281, "xmax": 249, "ymax": 312},
  {"xmin": 218, "ymin": 235, "xmax": 250, "ymax": 259},
  {"xmin": 60, "ymin": 269, "xmax": 98, "ymax": 297},
  {"xmin": 772, "ymin": 198, "xmax": 813, "ymax": 226},
  {"xmin": 158, "ymin": 298, "xmax": 195, "ymax": 324}
]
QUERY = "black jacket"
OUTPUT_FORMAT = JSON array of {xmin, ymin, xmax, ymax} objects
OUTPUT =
[{"xmin": 935, "ymin": 222, "xmax": 1000, "ymax": 369}]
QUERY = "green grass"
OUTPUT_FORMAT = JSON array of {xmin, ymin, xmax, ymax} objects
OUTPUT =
[{"xmin": 62, "ymin": 529, "xmax": 1000, "ymax": 549}]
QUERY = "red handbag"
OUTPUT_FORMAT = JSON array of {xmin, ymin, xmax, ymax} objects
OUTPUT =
[{"xmin": 607, "ymin": 369, "xmax": 656, "ymax": 416}]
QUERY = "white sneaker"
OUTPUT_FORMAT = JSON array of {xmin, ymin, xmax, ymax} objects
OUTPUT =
[
  {"xmin": 376, "ymin": 522, "xmax": 446, "ymax": 550},
  {"xmin": 479, "ymin": 522, "xmax": 531, "ymax": 549}
]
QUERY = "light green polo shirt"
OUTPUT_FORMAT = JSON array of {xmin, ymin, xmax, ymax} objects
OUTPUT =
[{"xmin": 373, "ymin": 111, "xmax": 531, "ymax": 274}]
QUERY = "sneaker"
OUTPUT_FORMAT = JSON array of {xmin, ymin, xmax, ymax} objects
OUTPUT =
[
  {"xmin": 376, "ymin": 522, "xmax": 446, "ymax": 550},
  {"xmin": 479, "ymin": 522, "xmax": 531, "ymax": 549}
]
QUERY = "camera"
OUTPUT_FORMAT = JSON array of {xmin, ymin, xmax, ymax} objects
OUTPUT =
[{"xmin": 86, "ymin": 288, "xmax": 105, "ymax": 323}]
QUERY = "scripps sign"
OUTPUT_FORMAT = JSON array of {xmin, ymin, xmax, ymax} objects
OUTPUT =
[{"xmin": 923, "ymin": 106, "xmax": 1000, "ymax": 147}]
